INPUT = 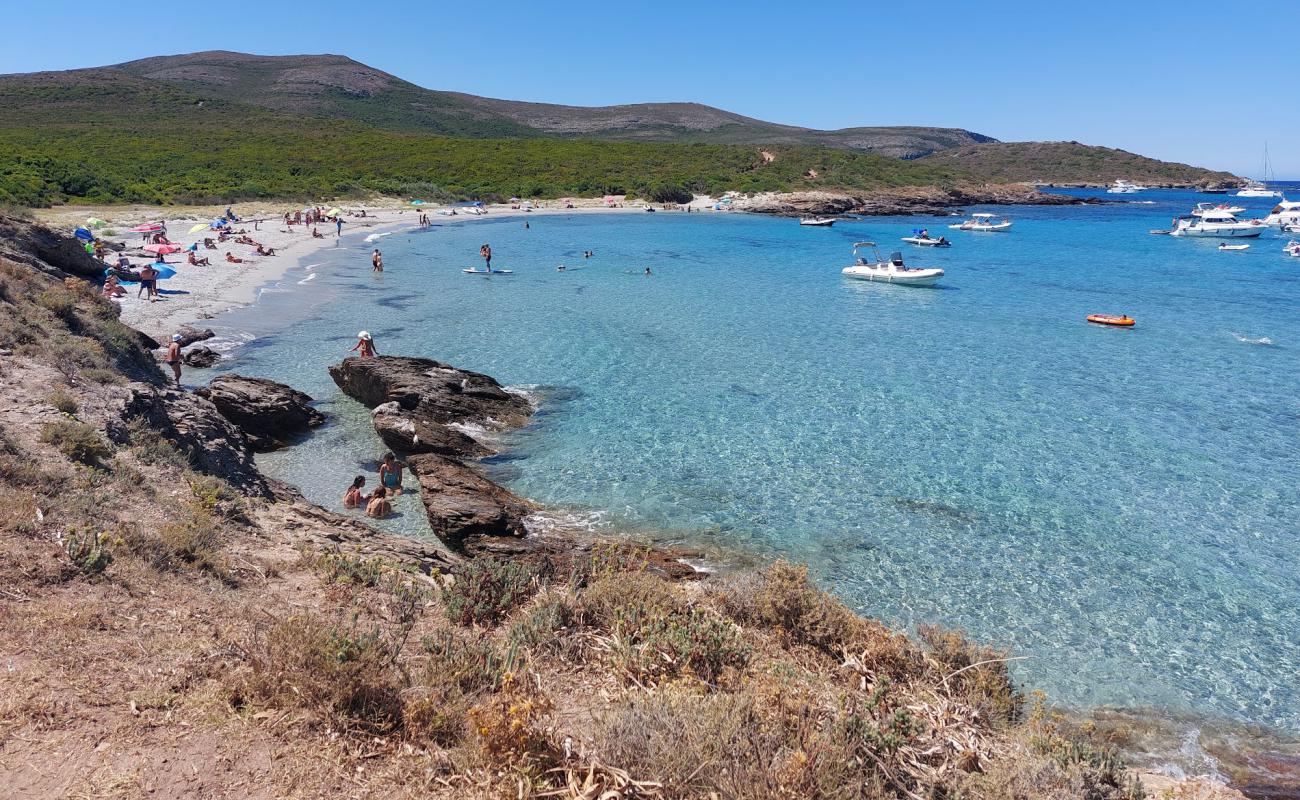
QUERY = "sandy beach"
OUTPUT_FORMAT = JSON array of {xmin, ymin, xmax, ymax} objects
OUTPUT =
[{"xmin": 36, "ymin": 196, "xmax": 713, "ymax": 342}]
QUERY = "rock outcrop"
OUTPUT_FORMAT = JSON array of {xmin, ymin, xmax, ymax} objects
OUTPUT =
[
  {"xmin": 328, "ymin": 356, "xmax": 531, "ymax": 428},
  {"xmin": 329, "ymin": 356, "xmax": 533, "ymax": 550},
  {"xmin": 195, "ymin": 374, "xmax": 324, "ymax": 451},
  {"xmin": 406, "ymin": 454, "xmax": 532, "ymax": 550},
  {"xmin": 115, "ymin": 386, "xmax": 272, "ymax": 497},
  {"xmin": 729, "ymin": 184, "xmax": 1087, "ymax": 217},
  {"xmin": 372, "ymin": 401, "xmax": 489, "ymax": 459},
  {"xmin": 182, "ymin": 345, "xmax": 220, "ymax": 368}
]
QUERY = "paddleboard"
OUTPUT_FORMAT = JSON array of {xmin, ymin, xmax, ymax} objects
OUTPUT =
[{"xmin": 463, "ymin": 268, "xmax": 513, "ymax": 274}]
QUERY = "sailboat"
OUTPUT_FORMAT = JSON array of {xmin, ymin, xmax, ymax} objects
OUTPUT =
[{"xmin": 1237, "ymin": 143, "xmax": 1283, "ymax": 198}]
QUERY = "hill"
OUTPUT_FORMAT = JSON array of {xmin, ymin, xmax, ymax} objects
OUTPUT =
[
  {"xmin": 0, "ymin": 52, "xmax": 1240, "ymax": 207},
  {"xmin": 918, "ymin": 141, "xmax": 1239, "ymax": 187},
  {"xmin": 109, "ymin": 51, "xmax": 993, "ymax": 158}
]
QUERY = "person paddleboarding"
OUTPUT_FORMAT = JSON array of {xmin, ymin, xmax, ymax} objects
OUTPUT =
[{"xmin": 479, "ymin": 243, "xmax": 492, "ymax": 273}]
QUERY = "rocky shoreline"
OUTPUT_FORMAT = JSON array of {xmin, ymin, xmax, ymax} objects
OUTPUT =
[{"xmin": 727, "ymin": 183, "xmax": 1105, "ymax": 217}]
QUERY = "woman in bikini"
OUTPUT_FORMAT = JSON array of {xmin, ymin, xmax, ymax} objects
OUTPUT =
[{"xmin": 343, "ymin": 475, "xmax": 368, "ymax": 509}]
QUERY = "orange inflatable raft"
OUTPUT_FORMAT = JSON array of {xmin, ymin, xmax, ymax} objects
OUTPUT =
[{"xmin": 1087, "ymin": 314, "xmax": 1135, "ymax": 327}]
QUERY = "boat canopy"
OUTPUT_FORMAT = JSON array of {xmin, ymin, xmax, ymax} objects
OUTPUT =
[
  {"xmin": 853, "ymin": 241, "xmax": 876, "ymax": 247},
  {"xmin": 971, "ymin": 213, "xmax": 996, "ymax": 218}
]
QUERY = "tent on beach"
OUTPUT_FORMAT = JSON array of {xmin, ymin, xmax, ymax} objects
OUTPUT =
[{"xmin": 74, "ymin": 227, "xmax": 94, "ymax": 242}]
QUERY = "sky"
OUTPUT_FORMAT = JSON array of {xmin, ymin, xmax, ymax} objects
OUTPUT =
[{"xmin": 4, "ymin": 0, "xmax": 1297, "ymax": 177}]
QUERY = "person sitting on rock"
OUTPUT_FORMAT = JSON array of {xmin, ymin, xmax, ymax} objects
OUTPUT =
[
  {"xmin": 343, "ymin": 475, "xmax": 369, "ymax": 509},
  {"xmin": 366, "ymin": 487, "xmax": 392, "ymax": 518},
  {"xmin": 378, "ymin": 452, "xmax": 406, "ymax": 496}
]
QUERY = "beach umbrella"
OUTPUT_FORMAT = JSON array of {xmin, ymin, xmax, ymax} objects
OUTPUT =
[
  {"xmin": 189, "ymin": 223, "xmax": 210, "ymax": 234},
  {"xmin": 410, "ymin": 199, "xmax": 425, "ymax": 206},
  {"xmin": 326, "ymin": 207, "xmax": 342, "ymax": 217},
  {"xmin": 143, "ymin": 243, "xmax": 181, "ymax": 255},
  {"xmin": 86, "ymin": 217, "xmax": 106, "ymax": 228},
  {"xmin": 74, "ymin": 227, "xmax": 94, "ymax": 241},
  {"xmin": 130, "ymin": 222, "xmax": 165, "ymax": 233},
  {"xmin": 153, "ymin": 266, "xmax": 177, "ymax": 280}
]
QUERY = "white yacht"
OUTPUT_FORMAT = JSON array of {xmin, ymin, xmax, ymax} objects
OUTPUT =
[
  {"xmin": 1193, "ymin": 202, "xmax": 1247, "ymax": 216},
  {"xmin": 1107, "ymin": 180, "xmax": 1147, "ymax": 194},
  {"xmin": 948, "ymin": 212, "xmax": 1012, "ymax": 232},
  {"xmin": 799, "ymin": 217, "xmax": 836, "ymax": 227},
  {"xmin": 1169, "ymin": 208, "xmax": 1266, "ymax": 238},
  {"xmin": 1237, "ymin": 143, "xmax": 1283, "ymax": 198},
  {"xmin": 1236, "ymin": 180, "xmax": 1281, "ymax": 198},
  {"xmin": 841, "ymin": 242, "xmax": 944, "ymax": 287},
  {"xmin": 1262, "ymin": 199, "xmax": 1300, "ymax": 228}
]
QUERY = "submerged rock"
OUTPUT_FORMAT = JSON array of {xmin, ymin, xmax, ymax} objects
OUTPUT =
[
  {"xmin": 406, "ymin": 453, "xmax": 532, "ymax": 550},
  {"xmin": 182, "ymin": 345, "xmax": 220, "ymax": 368},
  {"xmin": 195, "ymin": 374, "xmax": 324, "ymax": 451}
]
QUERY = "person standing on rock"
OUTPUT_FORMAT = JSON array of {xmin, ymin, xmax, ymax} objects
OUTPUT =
[
  {"xmin": 372, "ymin": 249, "xmax": 383, "ymax": 272},
  {"xmin": 164, "ymin": 334, "xmax": 183, "ymax": 387},
  {"xmin": 349, "ymin": 331, "xmax": 377, "ymax": 358}
]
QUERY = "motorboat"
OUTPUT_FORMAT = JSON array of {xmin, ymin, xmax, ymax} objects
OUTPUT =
[
  {"xmin": 949, "ymin": 213, "xmax": 1012, "ymax": 232},
  {"xmin": 1285, "ymin": 240, "xmax": 1300, "ymax": 257},
  {"xmin": 1169, "ymin": 209, "xmax": 1265, "ymax": 238},
  {"xmin": 1193, "ymin": 202, "xmax": 1246, "ymax": 216},
  {"xmin": 901, "ymin": 230, "xmax": 951, "ymax": 246},
  {"xmin": 1218, "ymin": 243, "xmax": 1250, "ymax": 251},
  {"xmin": 841, "ymin": 242, "xmax": 944, "ymax": 287},
  {"xmin": 1107, "ymin": 180, "xmax": 1147, "ymax": 194},
  {"xmin": 1262, "ymin": 199, "xmax": 1300, "ymax": 228},
  {"xmin": 799, "ymin": 217, "xmax": 835, "ymax": 227}
]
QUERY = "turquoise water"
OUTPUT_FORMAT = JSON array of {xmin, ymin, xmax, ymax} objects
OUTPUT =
[{"xmin": 205, "ymin": 190, "xmax": 1300, "ymax": 734}]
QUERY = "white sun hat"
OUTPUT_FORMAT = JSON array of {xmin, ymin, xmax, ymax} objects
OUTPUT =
[{"xmin": 358, "ymin": 330, "xmax": 372, "ymax": 341}]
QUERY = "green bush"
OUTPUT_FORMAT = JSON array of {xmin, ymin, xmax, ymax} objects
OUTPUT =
[
  {"xmin": 441, "ymin": 558, "xmax": 537, "ymax": 627},
  {"xmin": 63, "ymin": 526, "xmax": 114, "ymax": 576},
  {"xmin": 47, "ymin": 388, "xmax": 79, "ymax": 415},
  {"xmin": 40, "ymin": 419, "xmax": 111, "ymax": 465}
]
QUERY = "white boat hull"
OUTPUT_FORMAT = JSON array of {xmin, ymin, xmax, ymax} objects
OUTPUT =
[
  {"xmin": 800, "ymin": 218, "xmax": 835, "ymax": 227},
  {"xmin": 842, "ymin": 265, "xmax": 944, "ymax": 286},
  {"xmin": 1170, "ymin": 224, "xmax": 1265, "ymax": 238},
  {"xmin": 949, "ymin": 222, "xmax": 1012, "ymax": 232},
  {"xmin": 1236, "ymin": 189, "xmax": 1281, "ymax": 198},
  {"xmin": 901, "ymin": 236, "xmax": 950, "ymax": 247}
]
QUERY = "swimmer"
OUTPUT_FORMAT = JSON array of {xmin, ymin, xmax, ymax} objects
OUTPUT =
[{"xmin": 343, "ymin": 475, "xmax": 368, "ymax": 509}]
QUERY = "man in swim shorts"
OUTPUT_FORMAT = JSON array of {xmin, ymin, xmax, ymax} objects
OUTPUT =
[{"xmin": 164, "ymin": 334, "xmax": 182, "ymax": 386}]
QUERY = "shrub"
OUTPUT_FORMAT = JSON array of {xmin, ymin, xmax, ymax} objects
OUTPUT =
[
  {"xmin": 594, "ymin": 689, "xmax": 787, "ymax": 798},
  {"xmin": 507, "ymin": 592, "xmax": 576, "ymax": 653},
  {"xmin": 62, "ymin": 526, "xmax": 115, "ymax": 576},
  {"xmin": 607, "ymin": 605, "xmax": 749, "ymax": 687},
  {"xmin": 442, "ymin": 558, "xmax": 537, "ymax": 627},
  {"xmin": 467, "ymin": 672, "xmax": 554, "ymax": 767},
  {"xmin": 40, "ymin": 419, "xmax": 111, "ymax": 465},
  {"xmin": 405, "ymin": 631, "xmax": 517, "ymax": 746},
  {"xmin": 917, "ymin": 624, "xmax": 1022, "ymax": 723},
  {"xmin": 231, "ymin": 614, "xmax": 404, "ymax": 734},
  {"xmin": 305, "ymin": 547, "xmax": 390, "ymax": 587},
  {"xmin": 578, "ymin": 571, "xmax": 681, "ymax": 628},
  {"xmin": 34, "ymin": 288, "xmax": 78, "ymax": 323},
  {"xmin": 127, "ymin": 420, "xmax": 191, "ymax": 469},
  {"xmin": 46, "ymin": 388, "xmax": 79, "ymax": 416}
]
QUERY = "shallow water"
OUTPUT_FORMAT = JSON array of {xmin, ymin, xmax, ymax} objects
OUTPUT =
[{"xmin": 205, "ymin": 189, "xmax": 1300, "ymax": 735}]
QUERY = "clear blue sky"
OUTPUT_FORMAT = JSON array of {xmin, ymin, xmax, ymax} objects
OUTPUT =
[{"xmin": 5, "ymin": 0, "xmax": 1297, "ymax": 176}]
